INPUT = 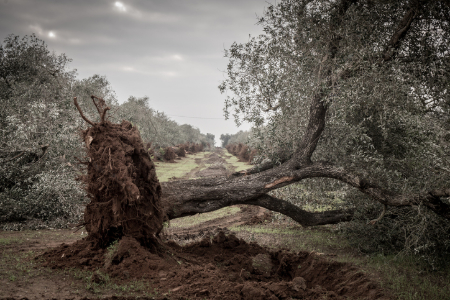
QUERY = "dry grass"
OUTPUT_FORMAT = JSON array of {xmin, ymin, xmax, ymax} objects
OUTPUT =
[
  {"xmin": 154, "ymin": 152, "xmax": 208, "ymax": 182},
  {"xmin": 167, "ymin": 206, "xmax": 241, "ymax": 229}
]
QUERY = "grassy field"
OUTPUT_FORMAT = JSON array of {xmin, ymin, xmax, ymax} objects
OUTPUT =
[
  {"xmin": 168, "ymin": 206, "xmax": 241, "ymax": 228},
  {"xmin": 154, "ymin": 152, "xmax": 209, "ymax": 182}
]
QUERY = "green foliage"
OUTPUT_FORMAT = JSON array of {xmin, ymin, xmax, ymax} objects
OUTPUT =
[
  {"xmin": 0, "ymin": 34, "xmax": 87, "ymax": 229},
  {"xmin": 220, "ymin": 0, "xmax": 450, "ymax": 266},
  {"xmin": 115, "ymin": 96, "xmax": 215, "ymax": 148},
  {"xmin": 220, "ymin": 133, "xmax": 231, "ymax": 147},
  {"xmin": 0, "ymin": 34, "xmax": 215, "ymax": 230},
  {"xmin": 341, "ymin": 190, "xmax": 450, "ymax": 270},
  {"xmin": 220, "ymin": 130, "xmax": 251, "ymax": 147},
  {"xmin": 0, "ymin": 35, "xmax": 117, "ymax": 229}
]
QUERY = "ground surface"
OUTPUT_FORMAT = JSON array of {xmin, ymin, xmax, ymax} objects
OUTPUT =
[{"xmin": 1, "ymin": 149, "xmax": 447, "ymax": 300}]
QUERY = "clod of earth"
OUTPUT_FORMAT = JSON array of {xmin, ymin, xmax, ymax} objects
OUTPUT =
[{"xmin": 42, "ymin": 230, "xmax": 390, "ymax": 299}]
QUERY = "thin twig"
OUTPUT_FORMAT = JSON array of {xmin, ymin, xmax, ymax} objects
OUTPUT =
[
  {"xmin": 368, "ymin": 204, "xmax": 387, "ymax": 225},
  {"xmin": 101, "ymin": 106, "xmax": 110, "ymax": 123},
  {"xmin": 74, "ymin": 156, "xmax": 89, "ymax": 165},
  {"xmin": 74, "ymin": 97, "xmax": 95, "ymax": 126},
  {"xmin": 1, "ymin": 151, "xmax": 24, "ymax": 163},
  {"xmin": 91, "ymin": 95, "xmax": 110, "ymax": 122},
  {"xmin": 109, "ymin": 148, "xmax": 112, "ymax": 170},
  {"xmin": 34, "ymin": 144, "xmax": 49, "ymax": 164},
  {"xmin": 91, "ymin": 95, "xmax": 102, "ymax": 116}
]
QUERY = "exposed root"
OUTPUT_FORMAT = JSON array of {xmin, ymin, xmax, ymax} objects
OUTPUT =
[{"xmin": 73, "ymin": 97, "xmax": 95, "ymax": 126}]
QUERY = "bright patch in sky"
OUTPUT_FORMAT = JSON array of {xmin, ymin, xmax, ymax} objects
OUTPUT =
[
  {"xmin": 48, "ymin": 31, "xmax": 55, "ymax": 38},
  {"xmin": 163, "ymin": 71, "xmax": 177, "ymax": 77},
  {"xmin": 172, "ymin": 54, "xmax": 183, "ymax": 61},
  {"xmin": 114, "ymin": 1, "xmax": 126, "ymax": 12}
]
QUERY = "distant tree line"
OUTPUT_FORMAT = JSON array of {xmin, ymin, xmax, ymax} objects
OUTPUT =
[
  {"xmin": 219, "ymin": 130, "xmax": 251, "ymax": 147},
  {"xmin": 116, "ymin": 96, "xmax": 214, "ymax": 149}
]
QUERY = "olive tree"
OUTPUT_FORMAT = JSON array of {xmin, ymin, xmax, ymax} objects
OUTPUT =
[
  {"xmin": 0, "ymin": 35, "xmax": 117, "ymax": 229},
  {"xmin": 160, "ymin": 0, "xmax": 450, "ymax": 265},
  {"xmin": 116, "ymin": 96, "xmax": 214, "ymax": 147}
]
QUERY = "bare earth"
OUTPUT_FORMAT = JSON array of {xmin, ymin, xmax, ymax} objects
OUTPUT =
[{"xmin": 0, "ymin": 149, "xmax": 392, "ymax": 300}]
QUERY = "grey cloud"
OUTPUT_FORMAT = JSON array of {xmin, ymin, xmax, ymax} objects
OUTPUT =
[{"xmin": 0, "ymin": 0, "xmax": 271, "ymax": 143}]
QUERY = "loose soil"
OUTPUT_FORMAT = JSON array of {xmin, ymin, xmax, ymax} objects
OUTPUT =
[
  {"xmin": 38, "ymin": 231, "xmax": 388, "ymax": 300},
  {"xmin": 0, "ymin": 149, "xmax": 392, "ymax": 300}
]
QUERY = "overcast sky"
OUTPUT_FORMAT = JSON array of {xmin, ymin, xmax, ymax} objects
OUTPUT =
[{"xmin": 0, "ymin": 0, "xmax": 272, "ymax": 145}]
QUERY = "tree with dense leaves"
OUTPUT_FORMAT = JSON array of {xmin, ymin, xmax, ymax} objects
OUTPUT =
[
  {"xmin": 115, "ymin": 96, "xmax": 215, "ymax": 148},
  {"xmin": 163, "ymin": 0, "xmax": 450, "ymax": 229},
  {"xmin": 220, "ymin": 133, "xmax": 232, "ymax": 147},
  {"xmin": 0, "ymin": 35, "xmax": 117, "ymax": 229}
]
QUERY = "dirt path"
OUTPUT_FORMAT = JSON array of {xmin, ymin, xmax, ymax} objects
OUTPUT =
[
  {"xmin": 165, "ymin": 148, "xmax": 270, "ymax": 245},
  {"xmin": 179, "ymin": 148, "xmax": 235, "ymax": 180}
]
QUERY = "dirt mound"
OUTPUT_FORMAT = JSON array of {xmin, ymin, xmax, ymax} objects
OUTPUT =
[
  {"xmin": 238, "ymin": 205, "xmax": 273, "ymax": 225},
  {"xmin": 41, "ymin": 231, "xmax": 389, "ymax": 299},
  {"xmin": 206, "ymin": 152, "xmax": 227, "ymax": 164},
  {"xmin": 196, "ymin": 163, "xmax": 228, "ymax": 177},
  {"xmin": 74, "ymin": 96, "xmax": 163, "ymax": 248},
  {"xmin": 163, "ymin": 147, "xmax": 176, "ymax": 162},
  {"xmin": 245, "ymin": 211, "xmax": 273, "ymax": 225}
]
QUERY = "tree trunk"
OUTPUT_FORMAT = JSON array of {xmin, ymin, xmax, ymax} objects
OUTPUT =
[{"xmin": 161, "ymin": 161, "xmax": 450, "ymax": 225}]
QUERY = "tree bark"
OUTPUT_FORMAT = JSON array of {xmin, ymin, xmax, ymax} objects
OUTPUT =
[{"xmin": 161, "ymin": 161, "xmax": 450, "ymax": 224}]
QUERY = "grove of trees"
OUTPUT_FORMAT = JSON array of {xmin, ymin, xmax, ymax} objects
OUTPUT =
[
  {"xmin": 0, "ymin": 34, "xmax": 214, "ymax": 230},
  {"xmin": 1, "ymin": 0, "xmax": 450, "ymax": 268},
  {"xmin": 220, "ymin": 130, "xmax": 251, "ymax": 148}
]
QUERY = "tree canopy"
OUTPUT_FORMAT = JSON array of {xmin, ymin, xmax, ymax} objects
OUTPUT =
[{"xmin": 219, "ymin": 0, "xmax": 450, "ymax": 198}]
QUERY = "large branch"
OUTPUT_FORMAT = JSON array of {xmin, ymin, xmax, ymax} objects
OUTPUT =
[
  {"xmin": 231, "ymin": 158, "xmax": 281, "ymax": 177},
  {"xmin": 160, "ymin": 160, "xmax": 450, "ymax": 224},
  {"xmin": 291, "ymin": 92, "xmax": 327, "ymax": 165},
  {"xmin": 383, "ymin": 2, "xmax": 420, "ymax": 61},
  {"xmin": 247, "ymin": 195, "xmax": 354, "ymax": 226},
  {"xmin": 288, "ymin": 0, "xmax": 358, "ymax": 166},
  {"xmin": 161, "ymin": 177, "xmax": 354, "ymax": 227},
  {"xmin": 318, "ymin": 164, "xmax": 450, "ymax": 220}
]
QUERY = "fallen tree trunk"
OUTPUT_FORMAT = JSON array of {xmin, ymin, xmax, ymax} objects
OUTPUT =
[
  {"xmin": 161, "ymin": 160, "xmax": 450, "ymax": 226},
  {"xmin": 74, "ymin": 0, "xmax": 449, "ymax": 230}
]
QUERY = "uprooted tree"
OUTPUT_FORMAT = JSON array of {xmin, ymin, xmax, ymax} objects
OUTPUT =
[
  {"xmin": 73, "ymin": 0, "xmax": 449, "ymax": 253},
  {"xmin": 160, "ymin": 0, "xmax": 450, "ymax": 227},
  {"xmin": 74, "ymin": 96, "xmax": 164, "ymax": 248}
]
